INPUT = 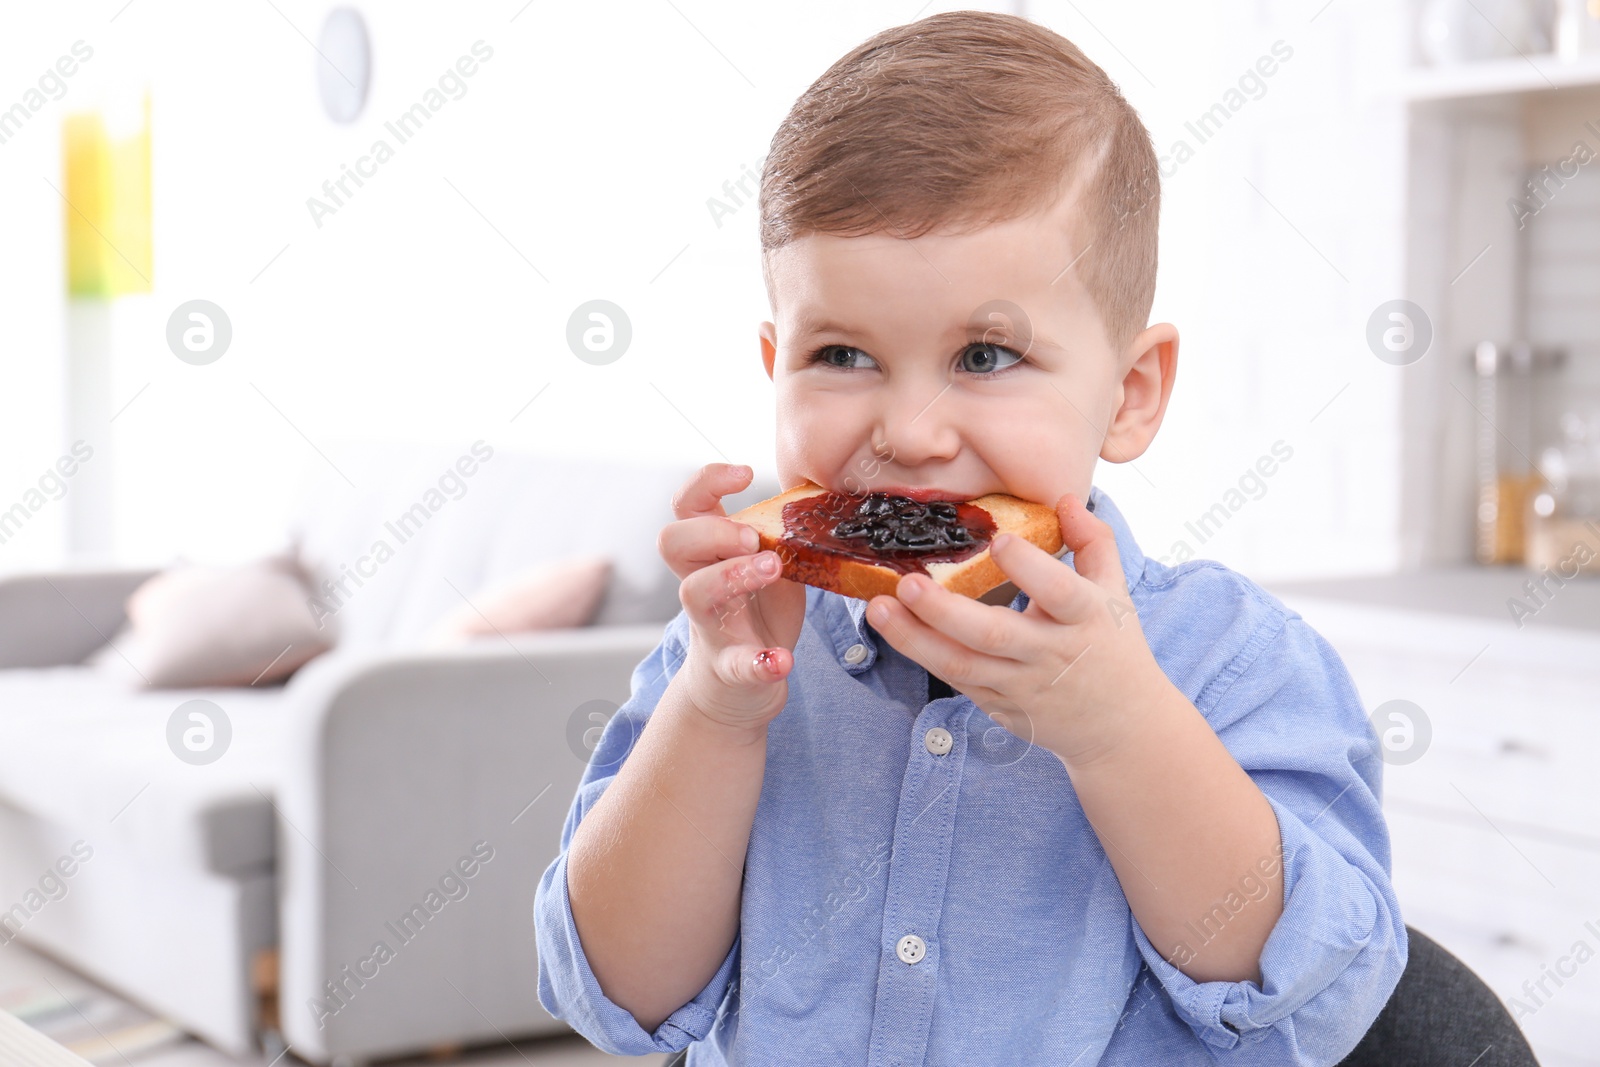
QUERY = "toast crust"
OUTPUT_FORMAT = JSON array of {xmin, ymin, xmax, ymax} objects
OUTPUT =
[{"xmin": 728, "ymin": 481, "xmax": 1063, "ymax": 600}]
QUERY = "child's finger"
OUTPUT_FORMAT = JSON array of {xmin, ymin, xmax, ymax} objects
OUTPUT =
[
  {"xmin": 659, "ymin": 515, "xmax": 761, "ymax": 579},
  {"xmin": 719, "ymin": 643, "xmax": 791, "ymax": 686},
  {"xmin": 670, "ymin": 461, "xmax": 754, "ymax": 521},
  {"xmin": 888, "ymin": 572, "xmax": 1037, "ymax": 661},
  {"xmin": 1055, "ymin": 492, "xmax": 1126, "ymax": 594},
  {"xmin": 867, "ymin": 593, "xmax": 1005, "ymax": 692},
  {"xmin": 681, "ymin": 549, "xmax": 784, "ymax": 630},
  {"xmin": 986, "ymin": 525, "xmax": 1094, "ymax": 625}
]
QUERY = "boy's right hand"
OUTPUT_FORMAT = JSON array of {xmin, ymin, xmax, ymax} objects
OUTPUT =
[{"xmin": 658, "ymin": 462, "xmax": 805, "ymax": 735}]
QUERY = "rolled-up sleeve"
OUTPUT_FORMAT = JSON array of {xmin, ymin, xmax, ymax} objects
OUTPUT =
[
  {"xmin": 1129, "ymin": 610, "xmax": 1408, "ymax": 1064},
  {"xmin": 533, "ymin": 612, "xmax": 740, "ymax": 1055}
]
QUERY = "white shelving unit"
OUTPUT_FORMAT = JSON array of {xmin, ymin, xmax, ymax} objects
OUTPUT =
[
  {"xmin": 1402, "ymin": 51, "xmax": 1600, "ymax": 100},
  {"xmin": 1397, "ymin": 37, "xmax": 1600, "ymax": 570},
  {"xmin": 1381, "ymin": 25, "xmax": 1600, "ymax": 1067}
]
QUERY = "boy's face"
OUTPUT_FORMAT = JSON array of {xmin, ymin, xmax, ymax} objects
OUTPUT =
[{"xmin": 759, "ymin": 189, "xmax": 1177, "ymax": 510}]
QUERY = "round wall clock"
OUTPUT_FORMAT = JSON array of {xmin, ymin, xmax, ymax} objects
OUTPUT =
[{"xmin": 316, "ymin": 8, "xmax": 370, "ymax": 123}]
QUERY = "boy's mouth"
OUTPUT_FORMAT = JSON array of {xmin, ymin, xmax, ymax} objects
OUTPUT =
[{"xmin": 845, "ymin": 483, "xmax": 971, "ymax": 503}]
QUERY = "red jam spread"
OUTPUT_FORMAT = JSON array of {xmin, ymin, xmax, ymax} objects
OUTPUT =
[{"xmin": 778, "ymin": 490, "xmax": 996, "ymax": 577}]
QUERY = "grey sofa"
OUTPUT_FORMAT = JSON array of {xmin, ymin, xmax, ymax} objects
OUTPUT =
[{"xmin": 0, "ymin": 442, "xmax": 776, "ymax": 1066}]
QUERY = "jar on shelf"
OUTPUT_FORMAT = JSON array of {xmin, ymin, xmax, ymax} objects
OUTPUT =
[
  {"xmin": 1472, "ymin": 341, "xmax": 1566, "ymax": 565},
  {"xmin": 1556, "ymin": 0, "xmax": 1600, "ymax": 59},
  {"xmin": 1419, "ymin": 0, "xmax": 1540, "ymax": 64},
  {"xmin": 1527, "ymin": 406, "xmax": 1600, "ymax": 577}
]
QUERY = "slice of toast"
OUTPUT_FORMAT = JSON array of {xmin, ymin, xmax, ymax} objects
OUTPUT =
[{"xmin": 728, "ymin": 481, "xmax": 1063, "ymax": 600}]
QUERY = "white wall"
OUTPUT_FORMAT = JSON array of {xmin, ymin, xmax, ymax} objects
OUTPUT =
[
  {"xmin": 1026, "ymin": 0, "xmax": 1409, "ymax": 580},
  {"xmin": 0, "ymin": 0, "xmax": 1407, "ymax": 582},
  {"xmin": 0, "ymin": 9, "xmax": 75, "ymax": 570}
]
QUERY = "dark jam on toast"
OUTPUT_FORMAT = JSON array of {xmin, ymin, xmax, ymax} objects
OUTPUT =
[{"xmin": 779, "ymin": 491, "xmax": 997, "ymax": 577}]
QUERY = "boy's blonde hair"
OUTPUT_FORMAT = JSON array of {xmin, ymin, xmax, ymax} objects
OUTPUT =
[{"xmin": 760, "ymin": 10, "xmax": 1160, "ymax": 355}]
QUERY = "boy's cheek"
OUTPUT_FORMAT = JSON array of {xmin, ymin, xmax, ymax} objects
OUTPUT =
[{"xmin": 775, "ymin": 416, "xmax": 861, "ymax": 483}]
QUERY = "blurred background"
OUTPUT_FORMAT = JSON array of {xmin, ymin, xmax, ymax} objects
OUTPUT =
[
  {"xmin": 0, "ymin": 1, "xmax": 1597, "ymax": 1066},
  {"xmin": 0, "ymin": 0, "xmax": 1409, "ymax": 578}
]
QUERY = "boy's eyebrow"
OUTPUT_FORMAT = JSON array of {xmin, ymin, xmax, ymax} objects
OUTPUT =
[
  {"xmin": 787, "ymin": 313, "xmax": 863, "ymax": 338},
  {"xmin": 785, "ymin": 309, "xmax": 1067, "ymax": 357}
]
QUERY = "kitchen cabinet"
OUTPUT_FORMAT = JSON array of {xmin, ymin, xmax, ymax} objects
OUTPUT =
[{"xmin": 1268, "ymin": 571, "xmax": 1600, "ymax": 1065}]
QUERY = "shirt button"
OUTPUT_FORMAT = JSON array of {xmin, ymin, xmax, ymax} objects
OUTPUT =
[
  {"xmin": 923, "ymin": 727, "xmax": 953, "ymax": 756},
  {"xmin": 896, "ymin": 934, "xmax": 927, "ymax": 965},
  {"xmin": 843, "ymin": 643, "xmax": 868, "ymax": 665}
]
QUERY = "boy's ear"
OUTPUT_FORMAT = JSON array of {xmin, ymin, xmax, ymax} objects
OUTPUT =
[
  {"xmin": 1102, "ymin": 322, "xmax": 1179, "ymax": 464},
  {"xmin": 760, "ymin": 321, "xmax": 778, "ymax": 380}
]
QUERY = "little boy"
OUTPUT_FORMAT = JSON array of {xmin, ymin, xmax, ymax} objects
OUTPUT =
[{"xmin": 535, "ymin": 11, "xmax": 1405, "ymax": 1065}]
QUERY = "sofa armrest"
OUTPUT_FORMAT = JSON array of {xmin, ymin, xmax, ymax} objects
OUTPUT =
[
  {"xmin": 273, "ymin": 622, "xmax": 674, "ymax": 1065},
  {"xmin": 0, "ymin": 568, "xmax": 159, "ymax": 669}
]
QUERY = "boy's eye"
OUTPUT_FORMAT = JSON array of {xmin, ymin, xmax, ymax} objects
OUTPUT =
[
  {"xmin": 808, "ymin": 342, "xmax": 1024, "ymax": 374},
  {"xmin": 814, "ymin": 345, "xmax": 877, "ymax": 370},
  {"xmin": 960, "ymin": 342, "xmax": 1023, "ymax": 374}
]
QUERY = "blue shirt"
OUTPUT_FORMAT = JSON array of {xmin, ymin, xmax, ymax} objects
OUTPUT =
[{"xmin": 534, "ymin": 485, "xmax": 1407, "ymax": 1065}]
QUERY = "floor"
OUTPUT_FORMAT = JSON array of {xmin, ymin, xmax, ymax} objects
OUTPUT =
[{"xmin": 0, "ymin": 939, "xmax": 670, "ymax": 1067}]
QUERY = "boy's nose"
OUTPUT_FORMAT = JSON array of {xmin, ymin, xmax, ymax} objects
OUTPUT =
[{"xmin": 873, "ymin": 382, "xmax": 961, "ymax": 466}]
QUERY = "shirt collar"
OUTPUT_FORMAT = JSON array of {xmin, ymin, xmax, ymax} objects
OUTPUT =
[{"xmin": 822, "ymin": 484, "xmax": 1146, "ymax": 671}]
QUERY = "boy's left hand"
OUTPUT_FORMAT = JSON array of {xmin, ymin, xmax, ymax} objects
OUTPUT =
[{"xmin": 866, "ymin": 492, "xmax": 1171, "ymax": 769}]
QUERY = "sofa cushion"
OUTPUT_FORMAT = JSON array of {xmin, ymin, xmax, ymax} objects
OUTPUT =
[
  {"xmin": 280, "ymin": 442, "xmax": 778, "ymax": 650},
  {"xmin": 423, "ymin": 554, "xmax": 613, "ymax": 644},
  {"xmin": 0, "ymin": 664, "xmax": 285, "ymax": 878},
  {"xmin": 85, "ymin": 554, "xmax": 331, "ymax": 688}
]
